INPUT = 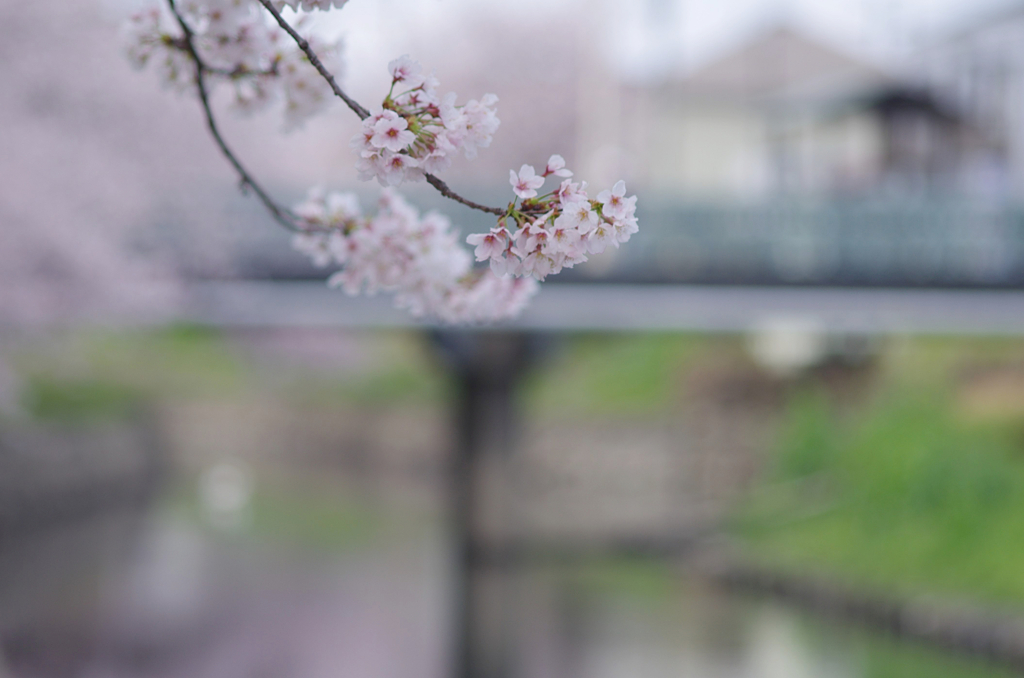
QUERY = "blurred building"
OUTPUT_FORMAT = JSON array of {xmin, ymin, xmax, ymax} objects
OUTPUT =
[
  {"xmin": 913, "ymin": 2, "xmax": 1024, "ymax": 200},
  {"xmin": 613, "ymin": 25, "xmax": 995, "ymax": 202},
  {"xmin": 562, "ymin": 13, "xmax": 1024, "ymax": 288}
]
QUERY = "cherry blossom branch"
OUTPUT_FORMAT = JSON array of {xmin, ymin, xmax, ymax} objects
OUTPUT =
[
  {"xmin": 254, "ymin": 0, "xmax": 505, "ymax": 217},
  {"xmin": 167, "ymin": 0, "xmax": 301, "ymax": 232},
  {"xmin": 124, "ymin": 1, "xmax": 638, "ymax": 322},
  {"xmin": 254, "ymin": 0, "xmax": 369, "ymax": 120},
  {"xmin": 425, "ymin": 175, "xmax": 505, "ymax": 216}
]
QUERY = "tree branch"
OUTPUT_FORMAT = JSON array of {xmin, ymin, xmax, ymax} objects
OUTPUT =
[
  {"xmin": 254, "ymin": 0, "xmax": 369, "ymax": 120},
  {"xmin": 167, "ymin": 0, "xmax": 301, "ymax": 232},
  {"xmin": 254, "ymin": 0, "xmax": 506, "ymax": 217},
  {"xmin": 425, "ymin": 175, "xmax": 505, "ymax": 216}
]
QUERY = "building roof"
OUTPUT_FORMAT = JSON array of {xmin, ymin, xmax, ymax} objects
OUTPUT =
[{"xmin": 672, "ymin": 26, "xmax": 892, "ymax": 105}]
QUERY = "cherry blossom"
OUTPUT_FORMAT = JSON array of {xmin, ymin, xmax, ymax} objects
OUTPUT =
[
  {"xmin": 123, "ymin": 0, "xmax": 342, "ymax": 129},
  {"xmin": 467, "ymin": 157, "xmax": 639, "ymax": 282},
  {"xmin": 597, "ymin": 179, "xmax": 637, "ymax": 220},
  {"xmin": 543, "ymin": 154, "xmax": 573, "ymax": 178},
  {"xmin": 556, "ymin": 198, "xmax": 598, "ymax": 233},
  {"xmin": 123, "ymin": 6, "xmax": 197, "ymax": 93},
  {"xmin": 290, "ymin": 188, "xmax": 538, "ymax": 322},
  {"xmin": 351, "ymin": 57, "xmax": 499, "ymax": 186},
  {"xmin": 388, "ymin": 54, "xmax": 425, "ymax": 89},
  {"xmin": 466, "ymin": 229, "xmax": 509, "ymax": 262},
  {"xmin": 458, "ymin": 94, "xmax": 501, "ymax": 159},
  {"xmin": 549, "ymin": 220, "xmax": 581, "ymax": 254},
  {"xmin": 371, "ymin": 113, "xmax": 416, "ymax": 152},
  {"xmin": 380, "ymin": 151, "xmax": 422, "ymax": 186},
  {"xmin": 510, "ymin": 165, "xmax": 545, "ymax": 199}
]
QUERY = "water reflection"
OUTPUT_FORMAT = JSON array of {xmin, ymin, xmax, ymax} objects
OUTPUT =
[
  {"xmin": 0, "ymin": 503, "xmax": 1012, "ymax": 678},
  {"xmin": 546, "ymin": 577, "xmax": 854, "ymax": 678}
]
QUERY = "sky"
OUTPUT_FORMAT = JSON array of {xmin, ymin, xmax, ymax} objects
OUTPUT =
[
  {"xmin": 303, "ymin": 0, "xmax": 1019, "ymax": 85},
  {"xmin": 613, "ymin": 0, "xmax": 1012, "ymax": 75}
]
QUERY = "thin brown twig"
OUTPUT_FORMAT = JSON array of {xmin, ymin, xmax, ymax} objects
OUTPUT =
[
  {"xmin": 255, "ymin": 0, "xmax": 369, "ymax": 120},
  {"xmin": 425, "ymin": 175, "xmax": 505, "ymax": 216},
  {"xmin": 166, "ymin": 0, "xmax": 301, "ymax": 232},
  {"xmin": 254, "ymin": 0, "xmax": 506, "ymax": 216}
]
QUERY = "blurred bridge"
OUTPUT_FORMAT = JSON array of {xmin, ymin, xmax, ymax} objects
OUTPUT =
[
  {"xmin": 595, "ymin": 200, "xmax": 1024, "ymax": 288},
  {"xmin": 185, "ymin": 280, "xmax": 1024, "ymax": 335},
  {"xmin": 232, "ymin": 197, "xmax": 1024, "ymax": 291},
  {"xmin": 210, "ymin": 197, "xmax": 1024, "ymax": 335}
]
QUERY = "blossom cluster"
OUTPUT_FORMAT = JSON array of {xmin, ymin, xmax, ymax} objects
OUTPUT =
[
  {"xmin": 351, "ymin": 55, "xmax": 500, "ymax": 186},
  {"xmin": 291, "ymin": 189, "xmax": 538, "ymax": 322},
  {"xmin": 466, "ymin": 156, "xmax": 638, "ymax": 281},
  {"xmin": 124, "ymin": 0, "xmax": 341, "ymax": 128}
]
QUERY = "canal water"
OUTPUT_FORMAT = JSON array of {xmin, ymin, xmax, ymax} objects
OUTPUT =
[{"xmin": 0, "ymin": 505, "xmax": 1013, "ymax": 678}]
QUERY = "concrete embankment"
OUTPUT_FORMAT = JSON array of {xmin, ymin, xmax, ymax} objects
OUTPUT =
[{"xmin": 696, "ymin": 551, "xmax": 1024, "ymax": 672}]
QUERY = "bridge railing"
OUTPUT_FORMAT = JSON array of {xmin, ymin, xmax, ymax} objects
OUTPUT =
[{"xmin": 568, "ymin": 200, "xmax": 1024, "ymax": 287}]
